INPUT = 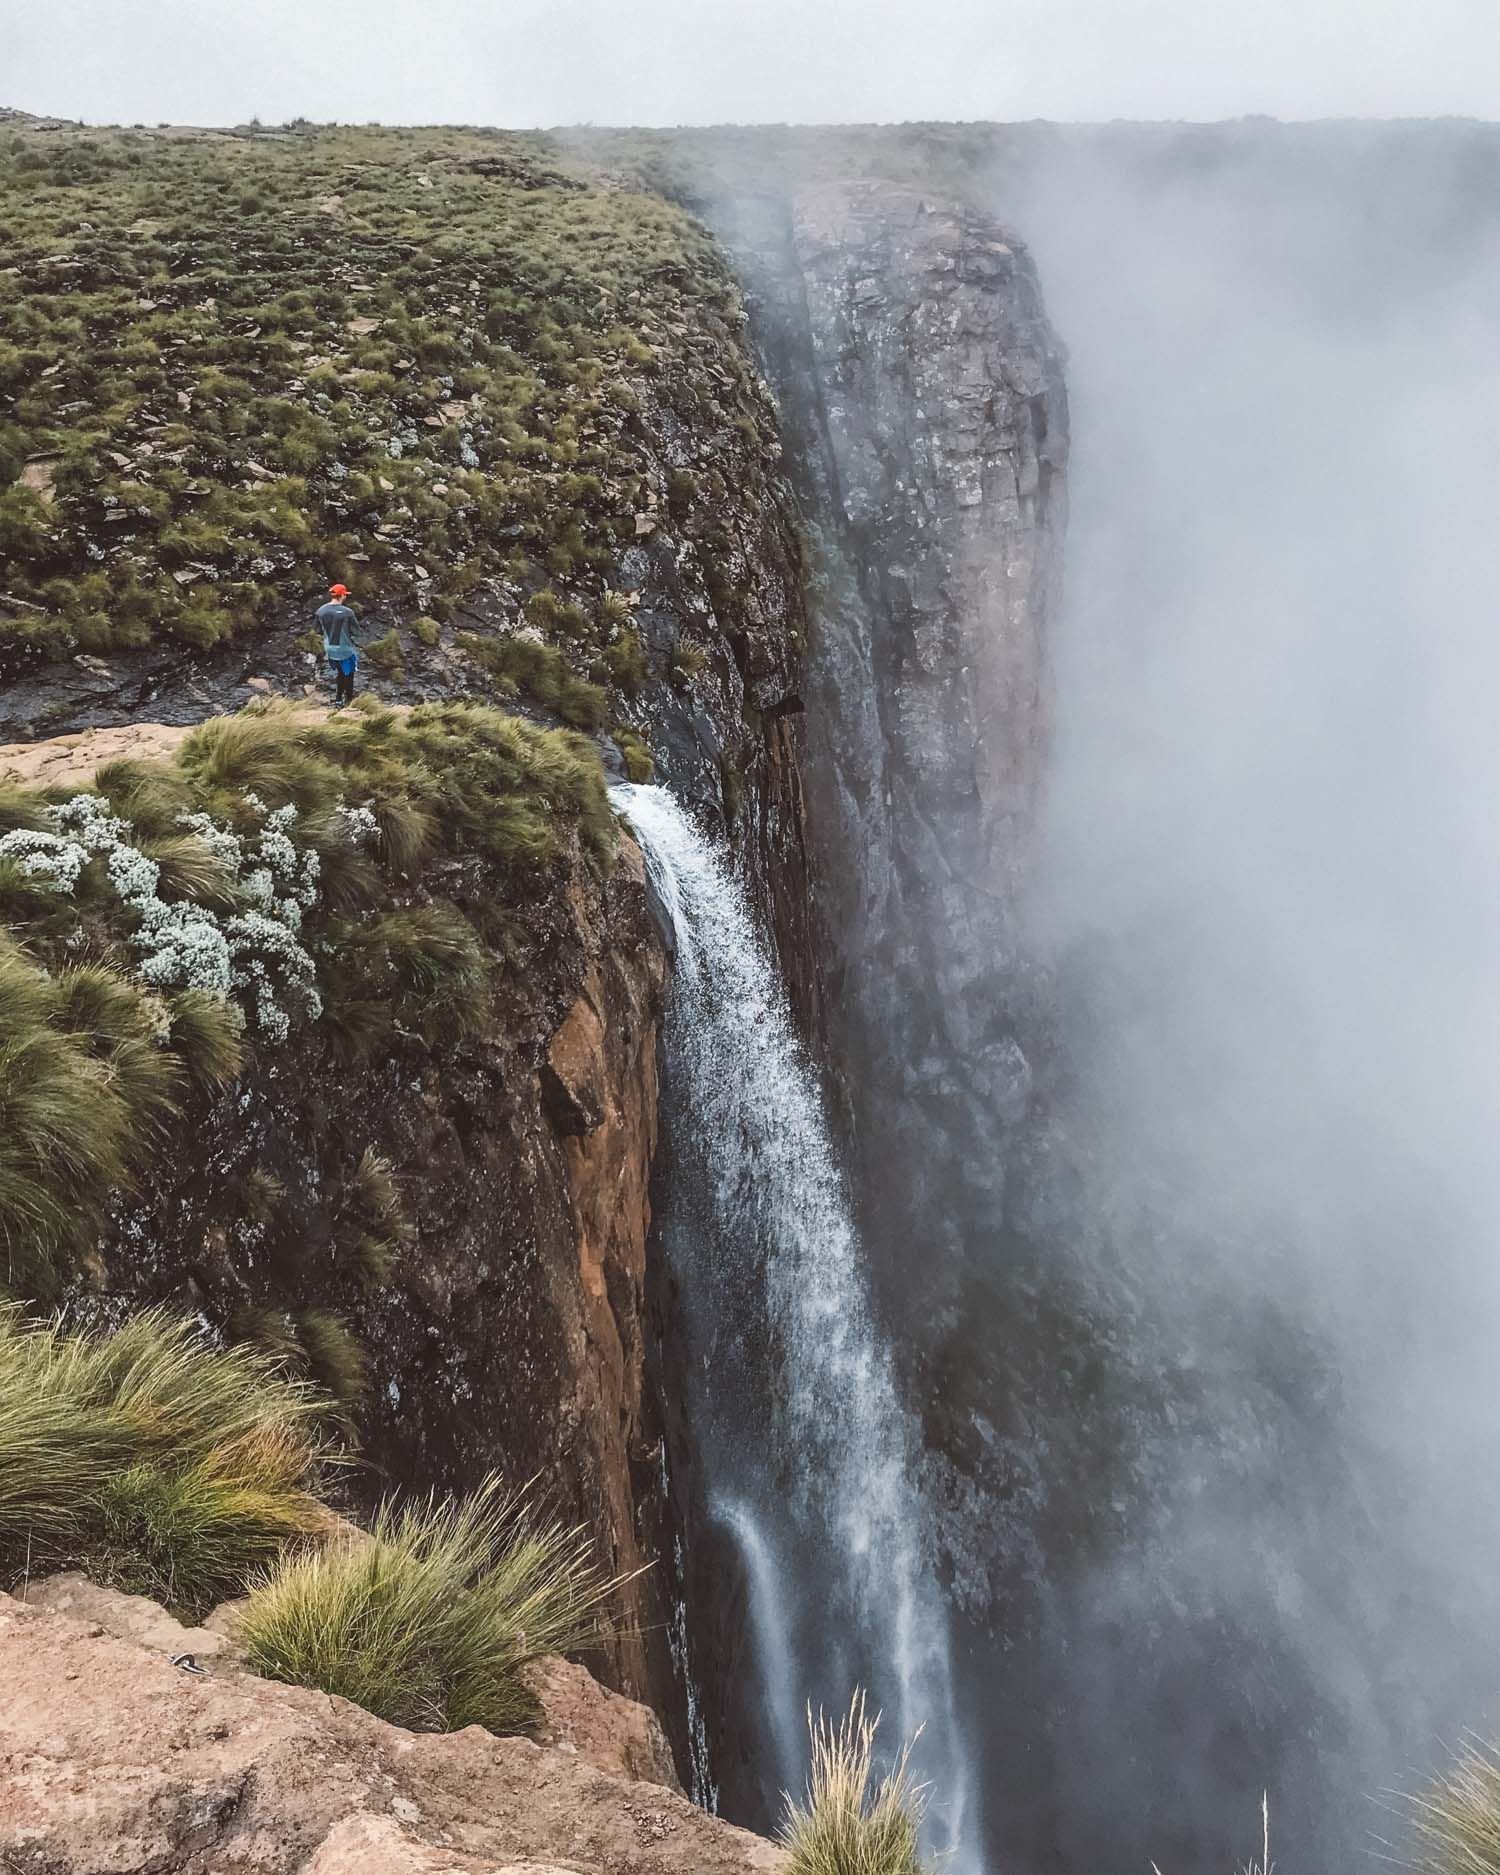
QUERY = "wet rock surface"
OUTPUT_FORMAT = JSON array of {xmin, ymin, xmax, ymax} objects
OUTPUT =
[{"xmin": 699, "ymin": 176, "xmax": 1069, "ymax": 1375}]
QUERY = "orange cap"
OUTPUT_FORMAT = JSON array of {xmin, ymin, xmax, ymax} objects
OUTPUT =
[{"xmin": 329, "ymin": 583, "xmax": 349, "ymax": 598}]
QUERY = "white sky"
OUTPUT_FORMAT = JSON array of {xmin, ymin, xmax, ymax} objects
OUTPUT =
[{"xmin": 6, "ymin": 0, "xmax": 1499, "ymax": 128}]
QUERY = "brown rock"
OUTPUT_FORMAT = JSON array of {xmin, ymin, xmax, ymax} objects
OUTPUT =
[
  {"xmin": 19, "ymin": 1573, "xmax": 233, "ymax": 1665},
  {"xmin": 0, "ymin": 718, "xmax": 200, "ymax": 788},
  {"xmin": 19, "ymin": 456, "xmax": 58, "ymax": 503},
  {"xmin": 0, "ymin": 1590, "xmax": 785, "ymax": 1875},
  {"xmin": 523, "ymin": 1654, "xmax": 682, "ymax": 1792},
  {"xmin": 304, "ymin": 1814, "xmax": 582, "ymax": 1874}
]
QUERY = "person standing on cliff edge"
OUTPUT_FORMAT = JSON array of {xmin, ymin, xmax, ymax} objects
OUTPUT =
[{"xmin": 316, "ymin": 583, "xmax": 361, "ymax": 706}]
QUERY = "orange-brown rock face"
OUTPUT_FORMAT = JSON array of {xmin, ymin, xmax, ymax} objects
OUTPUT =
[
  {"xmin": 0, "ymin": 1587, "xmax": 783, "ymax": 1875},
  {"xmin": 86, "ymin": 823, "xmax": 674, "ymax": 1714},
  {"xmin": 541, "ymin": 837, "xmax": 669, "ymax": 1696}
]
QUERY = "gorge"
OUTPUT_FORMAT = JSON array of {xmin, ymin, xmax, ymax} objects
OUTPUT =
[{"xmin": 4, "ymin": 109, "xmax": 1500, "ymax": 1875}]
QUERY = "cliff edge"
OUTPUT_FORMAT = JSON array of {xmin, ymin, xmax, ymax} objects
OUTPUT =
[{"xmin": 0, "ymin": 1580, "xmax": 784, "ymax": 1875}]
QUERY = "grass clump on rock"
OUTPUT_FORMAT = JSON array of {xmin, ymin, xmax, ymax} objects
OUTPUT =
[
  {"xmin": 1408, "ymin": 1739, "xmax": 1500, "ymax": 1875},
  {"xmin": 781, "ymin": 1693, "xmax": 929, "ymax": 1875},
  {"xmin": 0, "ymin": 1306, "xmax": 332, "ymax": 1615},
  {"xmin": 238, "ymin": 1475, "xmax": 621, "ymax": 1736},
  {"xmin": 0, "ymin": 936, "xmax": 196, "ymax": 1294}
]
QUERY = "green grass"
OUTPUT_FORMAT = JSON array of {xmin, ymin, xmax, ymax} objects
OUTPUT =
[
  {"xmin": 614, "ymin": 726, "xmax": 655, "ymax": 784},
  {"xmin": 0, "ymin": 695, "xmax": 617, "ymax": 1295},
  {"xmin": 228, "ymin": 1305, "xmax": 365, "ymax": 1414},
  {"xmin": 0, "ymin": 119, "xmax": 778, "ymax": 684},
  {"xmin": 781, "ymin": 1694, "xmax": 929, "ymax": 1875},
  {"xmin": 0, "ymin": 937, "xmax": 175, "ymax": 1293},
  {"xmin": 237, "ymin": 1475, "xmax": 622, "ymax": 1736},
  {"xmin": 0, "ymin": 1306, "xmax": 332, "ymax": 1614},
  {"xmin": 458, "ymin": 629, "xmax": 609, "ymax": 731}
]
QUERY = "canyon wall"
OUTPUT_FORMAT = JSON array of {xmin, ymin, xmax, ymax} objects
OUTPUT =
[{"xmin": 705, "ymin": 179, "xmax": 1068, "ymax": 1349}]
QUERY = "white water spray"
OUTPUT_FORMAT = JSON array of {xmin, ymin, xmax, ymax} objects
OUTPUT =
[
  {"xmin": 616, "ymin": 782, "xmax": 978, "ymax": 1870},
  {"xmin": 712, "ymin": 1495, "xmax": 806, "ymax": 1796}
]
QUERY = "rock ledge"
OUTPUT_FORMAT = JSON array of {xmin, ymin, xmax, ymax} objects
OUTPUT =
[{"xmin": 0, "ymin": 1585, "xmax": 784, "ymax": 1875}]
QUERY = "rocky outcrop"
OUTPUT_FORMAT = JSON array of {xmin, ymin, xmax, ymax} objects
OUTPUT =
[{"xmin": 0, "ymin": 1585, "xmax": 783, "ymax": 1874}]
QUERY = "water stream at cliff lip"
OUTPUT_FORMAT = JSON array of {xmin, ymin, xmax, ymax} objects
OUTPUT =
[{"xmin": 613, "ymin": 781, "xmax": 978, "ymax": 1872}]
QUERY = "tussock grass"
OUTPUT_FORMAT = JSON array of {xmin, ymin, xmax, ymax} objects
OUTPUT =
[
  {"xmin": 232, "ymin": 1305, "xmax": 368, "ymax": 1414},
  {"xmin": 0, "ymin": 1307, "xmax": 332, "ymax": 1613},
  {"xmin": 0, "ymin": 121, "xmax": 770, "ymax": 665},
  {"xmin": 0, "ymin": 939, "xmax": 137, "ymax": 1292},
  {"xmin": 238, "ymin": 1476, "xmax": 620, "ymax": 1735},
  {"xmin": 1407, "ymin": 1741, "xmax": 1500, "ymax": 1874},
  {"xmin": 292, "ymin": 1309, "xmax": 368, "ymax": 1407},
  {"xmin": 336, "ymin": 1147, "xmax": 415, "ymax": 1285},
  {"xmin": 139, "ymin": 830, "xmax": 239, "ymax": 908},
  {"xmin": 781, "ymin": 1694, "xmax": 929, "ymax": 1875},
  {"xmin": 166, "ymin": 987, "xmax": 246, "ymax": 1087},
  {"xmin": 0, "ymin": 695, "xmax": 614, "ymax": 1292},
  {"xmin": 335, "ymin": 902, "xmax": 490, "ymax": 1051}
]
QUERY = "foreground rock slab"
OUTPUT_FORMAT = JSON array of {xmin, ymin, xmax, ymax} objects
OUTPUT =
[{"xmin": 0, "ymin": 1590, "xmax": 785, "ymax": 1875}]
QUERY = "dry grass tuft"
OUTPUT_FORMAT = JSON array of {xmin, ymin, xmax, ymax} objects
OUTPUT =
[
  {"xmin": 1406, "ymin": 1740, "xmax": 1500, "ymax": 1875},
  {"xmin": 781, "ymin": 1692, "xmax": 929, "ymax": 1875}
]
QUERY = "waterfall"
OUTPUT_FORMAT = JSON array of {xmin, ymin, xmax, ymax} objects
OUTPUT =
[{"xmin": 615, "ymin": 782, "xmax": 978, "ymax": 1871}]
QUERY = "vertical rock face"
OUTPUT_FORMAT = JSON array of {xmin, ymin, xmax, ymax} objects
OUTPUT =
[
  {"xmin": 707, "ymin": 181, "xmax": 1069, "ymax": 1341},
  {"xmin": 89, "ymin": 826, "xmax": 673, "ymax": 1711}
]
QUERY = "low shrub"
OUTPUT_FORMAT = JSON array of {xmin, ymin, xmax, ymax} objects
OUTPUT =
[
  {"xmin": 0, "ymin": 1307, "xmax": 332, "ymax": 1614},
  {"xmin": 614, "ymin": 727, "xmax": 654, "ymax": 784},
  {"xmin": 238, "ymin": 1476, "xmax": 621, "ymax": 1736},
  {"xmin": 780, "ymin": 1693, "xmax": 928, "ymax": 1875}
]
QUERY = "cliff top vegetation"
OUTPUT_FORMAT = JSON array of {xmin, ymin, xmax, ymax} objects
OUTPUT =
[
  {"xmin": 0, "ymin": 695, "xmax": 614, "ymax": 1297},
  {"xmin": 0, "ymin": 120, "xmax": 781, "ymax": 747}
]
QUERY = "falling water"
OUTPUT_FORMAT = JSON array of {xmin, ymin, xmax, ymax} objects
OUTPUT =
[{"xmin": 614, "ymin": 782, "xmax": 978, "ymax": 1871}]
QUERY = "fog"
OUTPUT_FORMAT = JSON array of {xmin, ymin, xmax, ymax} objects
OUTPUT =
[
  {"xmin": 991, "ymin": 124, "xmax": 1500, "ymax": 1865},
  {"xmin": 6, "ymin": 0, "xmax": 1500, "ymax": 129}
]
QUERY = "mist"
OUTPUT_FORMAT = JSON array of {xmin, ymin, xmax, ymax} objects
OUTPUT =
[
  {"xmin": 6, "ymin": 0, "xmax": 1500, "ymax": 129},
  {"xmin": 990, "ymin": 123, "xmax": 1500, "ymax": 1863}
]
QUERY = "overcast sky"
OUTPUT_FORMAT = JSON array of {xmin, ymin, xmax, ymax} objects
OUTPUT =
[{"xmin": 6, "ymin": 0, "xmax": 1499, "ymax": 128}]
